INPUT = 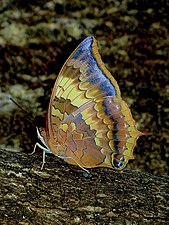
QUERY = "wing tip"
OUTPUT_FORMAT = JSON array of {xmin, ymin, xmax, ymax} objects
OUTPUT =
[{"xmin": 79, "ymin": 36, "xmax": 96, "ymax": 48}]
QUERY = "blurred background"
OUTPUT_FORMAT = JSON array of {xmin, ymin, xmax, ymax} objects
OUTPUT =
[{"xmin": 0, "ymin": 0, "xmax": 168, "ymax": 176}]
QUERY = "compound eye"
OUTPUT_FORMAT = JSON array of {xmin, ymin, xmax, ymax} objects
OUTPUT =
[{"xmin": 113, "ymin": 154, "xmax": 125, "ymax": 169}]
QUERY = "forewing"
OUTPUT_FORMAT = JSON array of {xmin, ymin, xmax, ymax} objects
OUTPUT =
[{"xmin": 46, "ymin": 36, "xmax": 121, "ymax": 139}]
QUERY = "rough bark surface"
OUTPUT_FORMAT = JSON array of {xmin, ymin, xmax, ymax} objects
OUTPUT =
[{"xmin": 0, "ymin": 149, "xmax": 168, "ymax": 224}]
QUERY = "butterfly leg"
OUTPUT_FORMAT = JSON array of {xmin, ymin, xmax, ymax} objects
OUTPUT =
[
  {"xmin": 41, "ymin": 149, "xmax": 46, "ymax": 170},
  {"xmin": 30, "ymin": 142, "xmax": 47, "ymax": 155},
  {"xmin": 29, "ymin": 142, "xmax": 48, "ymax": 169},
  {"xmin": 29, "ymin": 142, "xmax": 38, "ymax": 155}
]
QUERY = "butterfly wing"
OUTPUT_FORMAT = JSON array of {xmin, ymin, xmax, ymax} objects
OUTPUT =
[
  {"xmin": 54, "ymin": 96, "xmax": 143, "ymax": 169},
  {"xmin": 41, "ymin": 36, "xmax": 145, "ymax": 170},
  {"xmin": 46, "ymin": 36, "xmax": 121, "ymax": 140}
]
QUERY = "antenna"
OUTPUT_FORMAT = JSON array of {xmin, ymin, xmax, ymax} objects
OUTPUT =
[{"xmin": 10, "ymin": 98, "xmax": 34, "ymax": 123}]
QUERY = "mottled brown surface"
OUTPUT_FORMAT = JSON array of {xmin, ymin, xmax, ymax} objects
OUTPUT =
[
  {"xmin": 0, "ymin": 0, "xmax": 168, "ymax": 175},
  {"xmin": 0, "ymin": 149, "xmax": 169, "ymax": 224},
  {"xmin": 0, "ymin": 0, "xmax": 169, "ymax": 224}
]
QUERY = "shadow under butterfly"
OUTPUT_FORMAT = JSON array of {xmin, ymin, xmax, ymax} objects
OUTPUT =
[{"xmin": 33, "ymin": 36, "xmax": 150, "ymax": 174}]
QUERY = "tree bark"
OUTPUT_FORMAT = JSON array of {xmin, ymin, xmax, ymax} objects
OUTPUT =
[{"xmin": 0, "ymin": 149, "xmax": 168, "ymax": 225}]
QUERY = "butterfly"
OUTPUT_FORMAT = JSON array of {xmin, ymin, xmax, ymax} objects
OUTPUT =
[{"xmin": 34, "ymin": 36, "xmax": 148, "ymax": 173}]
